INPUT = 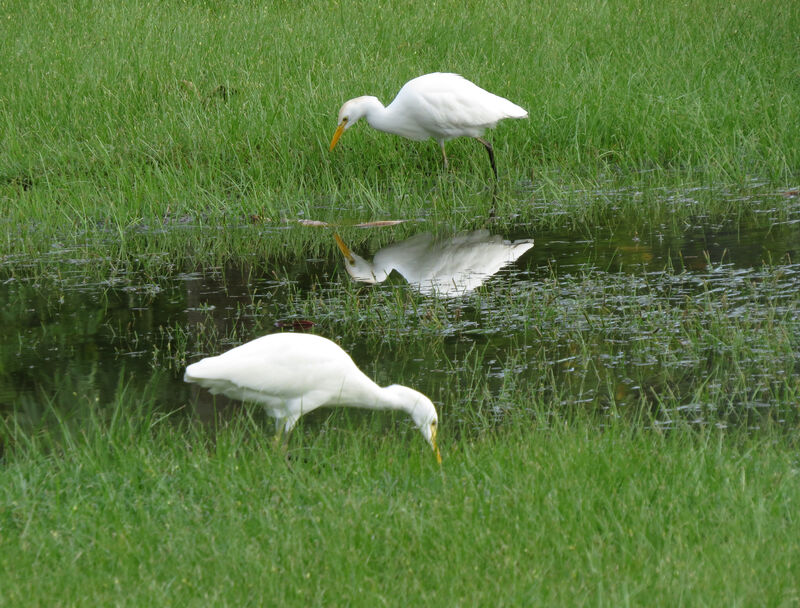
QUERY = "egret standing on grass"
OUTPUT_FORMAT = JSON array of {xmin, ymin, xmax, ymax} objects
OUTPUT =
[
  {"xmin": 329, "ymin": 72, "xmax": 528, "ymax": 179},
  {"xmin": 184, "ymin": 333, "xmax": 441, "ymax": 463}
]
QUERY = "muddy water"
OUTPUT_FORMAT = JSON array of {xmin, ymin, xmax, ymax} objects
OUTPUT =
[{"xmin": 2, "ymin": 215, "xmax": 799, "ymax": 431}]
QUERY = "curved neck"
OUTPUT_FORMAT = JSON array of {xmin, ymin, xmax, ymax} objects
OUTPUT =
[
  {"xmin": 340, "ymin": 381, "xmax": 412, "ymax": 415},
  {"xmin": 365, "ymin": 260, "xmax": 391, "ymax": 283},
  {"xmin": 344, "ymin": 253, "xmax": 391, "ymax": 284},
  {"xmin": 374, "ymin": 385, "xmax": 423, "ymax": 420},
  {"xmin": 375, "ymin": 386, "xmax": 408, "ymax": 412},
  {"xmin": 360, "ymin": 99, "xmax": 395, "ymax": 134}
]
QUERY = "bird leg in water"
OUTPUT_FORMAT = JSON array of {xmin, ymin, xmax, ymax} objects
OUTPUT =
[{"xmin": 476, "ymin": 137, "xmax": 498, "ymax": 180}]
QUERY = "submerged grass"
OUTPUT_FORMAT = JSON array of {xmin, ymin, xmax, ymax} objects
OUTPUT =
[
  {"xmin": 2, "ymin": 399, "xmax": 799, "ymax": 606},
  {"xmin": 4, "ymin": 225, "xmax": 799, "ymax": 435},
  {"xmin": 162, "ymin": 251, "xmax": 800, "ymax": 432}
]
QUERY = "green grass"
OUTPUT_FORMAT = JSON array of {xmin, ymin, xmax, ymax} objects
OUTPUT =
[
  {"xmin": 2, "ymin": 0, "xmax": 799, "ymax": 256},
  {"xmin": 3, "ymin": 1, "xmax": 800, "ymax": 604},
  {"xmin": 2, "ymin": 402, "xmax": 799, "ymax": 606},
  {"xmin": 3, "ymin": 231, "xmax": 798, "ymax": 603}
]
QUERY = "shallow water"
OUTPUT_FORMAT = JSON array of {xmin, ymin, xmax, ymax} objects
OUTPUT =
[{"xmin": 2, "ymin": 208, "xmax": 799, "ymax": 433}]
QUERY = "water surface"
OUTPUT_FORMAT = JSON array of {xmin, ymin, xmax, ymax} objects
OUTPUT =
[{"xmin": 2, "ymin": 206, "xmax": 799, "ymax": 433}]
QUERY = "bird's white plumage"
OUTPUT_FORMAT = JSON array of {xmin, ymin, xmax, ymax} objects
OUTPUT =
[
  {"xmin": 184, "ymin": 333, "xmax": 440, "ymax": 459},
  {"xmin": 336, "ymin": 230, "xmax": 534, "ymax": 297},
  {"xmin": 330, "ymin": 73, "xmax": 527, "ymax": 176},
  {"xmin": 383, "ymin": 73, "xmax": 528, "ymax": 141}
]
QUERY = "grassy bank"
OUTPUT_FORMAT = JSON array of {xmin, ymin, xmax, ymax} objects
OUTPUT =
[
  {"xmin": 2, "ymin": 404, "xmax": 799, "ymax": 606},
  {"xmin": 3, "ymin": 1, "xmax": 800, "ymax": 604},
  {"xmin": 2, "ymin": 0, "xmax": 799, "ymax": 252}
]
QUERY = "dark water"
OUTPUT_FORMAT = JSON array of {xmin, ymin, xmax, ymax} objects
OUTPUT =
[{"xmin": 2, "ymin": 213, "xmax": 799, "ymax": 432}]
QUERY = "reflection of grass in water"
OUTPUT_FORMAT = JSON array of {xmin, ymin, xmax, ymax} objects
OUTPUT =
[
  {"xmin": 3, "ymin": 229, "xmax": 799, "ymax": 434},
  {"xmin": 274, "ymin": 258, "xmax": 800, "ymax": 431},
  {"xmin": 3, "ymin": 397, "xmax": 799, "ymax": 605},
  {"xmin": 122, "ymin": 253, "xmax": 798, "ymax": 434}
]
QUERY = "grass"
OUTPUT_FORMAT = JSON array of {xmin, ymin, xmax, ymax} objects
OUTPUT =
[
  {"xmin": 2, "ymin": 401, "xmax": 799, "ymax": 606},
  {"xmin": 3, "ymin": 0, "xmax": 800, "ymax": 604},
  {"xmin": 3, "ymin": 225, "xmax": 798, "ymax": 604},
  {"xmin": 2, "ymin": 0, "xmax": 799, "ymax": 258}
]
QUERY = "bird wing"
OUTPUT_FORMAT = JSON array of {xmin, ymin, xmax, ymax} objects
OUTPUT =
[
  {"xmin": 184, "ymin": 334, "xmax": 381, "ymax": 414},
  {"xmin": 386, "ymin": 230, "xmax": 533, "ymax": 295},
  {"xmin": 393, "ymin": 73, "xmax": 527, "ymax": 140}
]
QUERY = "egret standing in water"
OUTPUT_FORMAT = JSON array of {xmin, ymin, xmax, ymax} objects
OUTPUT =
[
  {"xmin": 329, "ymin": 72, "xmax": 527, "ymax": 178},
  {"xmin": 184, "ymin": 333, "xmax": 441, "ymax": 463}
]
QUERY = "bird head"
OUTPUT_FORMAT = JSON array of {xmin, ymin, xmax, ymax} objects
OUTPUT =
[
  {"xmin": 334, "ymin": 233, "xmax": 384, "ymax": 284},
  {"xmin": 329, "ymin": 96, "xmax": 380, "ymax": 151},
  {"xmin": 384, "ymin": 384, "xmax": 442, "ymax": 464}
]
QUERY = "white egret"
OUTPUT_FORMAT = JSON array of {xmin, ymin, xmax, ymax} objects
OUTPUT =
[
  {"xmin": 329, "ymin": 72, "xmax": 528, "ymax": 178},
  {"xmin": 184, "ymin": 332, "xmax": 441, "ymax": 462},
  {"xmin": 335, "ymin": 230, "xmax": 534, "ymax": 297}
]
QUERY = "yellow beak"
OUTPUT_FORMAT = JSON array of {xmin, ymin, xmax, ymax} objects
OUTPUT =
[
  {"xmin": 329, "ymin": 119, "xmax": 347, "ymax": 151},
  {"xmin": 431, "ymin": 425, "xmax": 442, "ymax": 465},
  {"xmin": 334, "ymin": 233, "xmax": 355, "ymax": 263}
]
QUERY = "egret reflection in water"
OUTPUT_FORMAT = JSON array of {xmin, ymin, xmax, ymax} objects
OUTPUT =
[{"xmin": 334, "ymin": 230, "xmax": 534, "ymax": 297}]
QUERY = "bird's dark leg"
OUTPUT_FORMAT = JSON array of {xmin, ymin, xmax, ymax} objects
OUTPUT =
[{"xmin": 476, "ymin": 137, "xmax": 498, "ymax": 180}]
